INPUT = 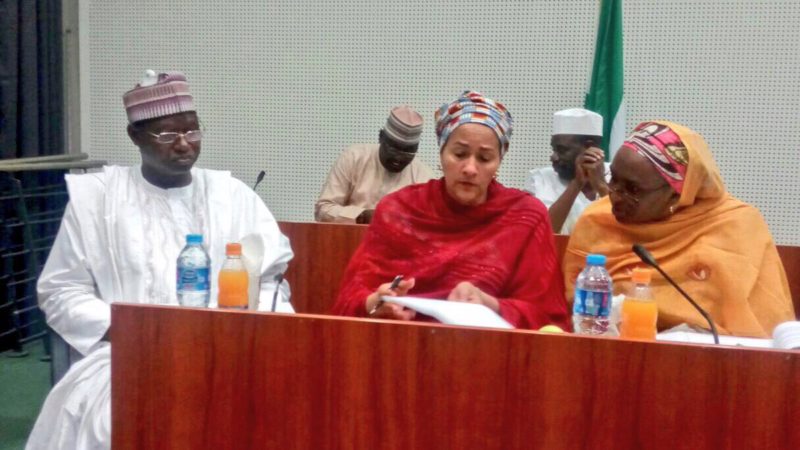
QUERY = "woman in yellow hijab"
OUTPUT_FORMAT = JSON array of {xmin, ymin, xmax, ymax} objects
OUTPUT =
[{"xmin": 564, "ymin": 121, "xmax": 794, "ymax": 337}]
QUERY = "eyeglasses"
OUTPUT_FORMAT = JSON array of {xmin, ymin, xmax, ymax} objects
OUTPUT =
[
  {"xmin": 381, "ymin": 136, "xmax": 418, "ymax": 156},
  {"xmin": 607, "ymin": 174, "xmax": 671, "ymax": 204},
  {"xmin": 388, "ymin": 148, "xmax": 417, "ymax": 160},
  {"xmin": 384, "ymin": 142, "xmax": 417, "ymax": 155},
  {"xmin": 147, "ymin": 129, "xmax": 203, "ymax": 144},
  {"xmin": 382, "ymin": 145, "xmax": 418, "ymax": 164},
  {"xmin": 389, "ymin": 148, "xmax": 417, "ymax": 156}
]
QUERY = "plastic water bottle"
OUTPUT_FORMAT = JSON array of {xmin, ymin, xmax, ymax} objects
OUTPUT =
[
  {"xmin": 573, "ymin": 254, "xmax": 616, "ymax": 336},
  {"xmin": 176, "ymin": 234, "xmax": 211, "ymax": 307}
]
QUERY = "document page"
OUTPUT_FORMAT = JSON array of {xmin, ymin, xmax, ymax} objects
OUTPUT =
[
  {"xmin": 656, "ymin": 332, "xmax": 773, "ymax": 348},
  {"xmin": 382, "ymin": 296, "xmax": 514, "ymax": 330}
]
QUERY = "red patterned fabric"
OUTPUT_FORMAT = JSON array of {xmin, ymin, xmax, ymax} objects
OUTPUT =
[
  {"xmin": 434, "ymin": 90, "xmax": 513, "ymax": 156},
  {"xmin": 332, "ymin": 178, "xmax": 571, "ymax": 330},
  {"xmin": 621, "ymin": 122, "xmax": 689, "ymax": 194}
]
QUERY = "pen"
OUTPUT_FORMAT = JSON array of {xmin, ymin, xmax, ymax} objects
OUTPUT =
[{"xmin": 368, "ymin": 275, "xmax": 404, "ymax": 315}]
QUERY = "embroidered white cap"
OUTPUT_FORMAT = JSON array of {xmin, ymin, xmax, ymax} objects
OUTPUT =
[
  {"xmin": 552, "ymin": 108, "xmax": 603, "ymax": 136},
  {"xmin": 123, "ymin": 70, "xmax": 195, "ymax": 123},
  {"xmin": 384, "ymin": 106, "xmax": 424, "ymax": 145}
]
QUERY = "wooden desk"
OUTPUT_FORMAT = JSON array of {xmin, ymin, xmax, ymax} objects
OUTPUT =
[
  {"xmin": 111, "ymin": 304, "xmax": 800, "ymax": 449},
  {"xmin": 280, "ymin": 221, "xmax": 367, "ymax": 314},
  {"xmin": 279, "ymin": 221, "xmax": 800, "ymax": 317}
]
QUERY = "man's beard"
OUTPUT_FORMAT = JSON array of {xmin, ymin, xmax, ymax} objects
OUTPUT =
[{"xmin": 554, "ymin": 164, "xmax": 575, "ymax": 181}]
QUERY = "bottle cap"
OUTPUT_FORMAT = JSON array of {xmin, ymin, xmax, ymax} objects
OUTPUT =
[
  {"xmin": 631, "ymin": 267, "xmax": 652, "ymax": 284},
  {"xmin": 186, "ymin": 234, "xmax": 203, "ymax": 244},
  {"xmin": 226, "ymin": 242, "xmax": 242, "ymax": 256},
  {"xmin": 586, "ymin": 254, "xmax": 606, "ymax": 266}
]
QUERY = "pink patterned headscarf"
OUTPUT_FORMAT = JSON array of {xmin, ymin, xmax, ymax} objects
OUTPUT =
[
  {"xmin": 434, "ymin": 91, "xmax": 513, "ymax": 157},
  {"xmin": 622, "ymin": 122, "xmax": 689, "ymax": 194}
]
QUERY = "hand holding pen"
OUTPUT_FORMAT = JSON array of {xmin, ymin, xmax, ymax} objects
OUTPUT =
[
  {"xmin": 368, "ymin": 275, "xmax": 403, "ymax": 314},
  {"xmin": 365, "ymin": 275, "xmax": 416, "ymax": 321}
]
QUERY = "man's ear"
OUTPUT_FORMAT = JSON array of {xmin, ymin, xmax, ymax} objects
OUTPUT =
[
  {"xmin": 583, "ymin": 139, "xmax": 596, "ymax": 149},
  {"xmin": 127, "ymin": 123, "xmax": 140, "ymax": 145}
]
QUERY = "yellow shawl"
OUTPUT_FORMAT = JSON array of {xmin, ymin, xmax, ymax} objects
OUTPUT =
[{"xmin": 564, "ymin": 121, "xmax": 794, "ymax": 337}]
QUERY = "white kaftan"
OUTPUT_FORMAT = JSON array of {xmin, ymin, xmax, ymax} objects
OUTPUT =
[{"xmin": 27, "ymin": 166, "xmax": 293, "ymax": 449}]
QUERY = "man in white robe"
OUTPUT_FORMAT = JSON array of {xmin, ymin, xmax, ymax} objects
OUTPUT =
[
  {"xmin": 26, "ymin": 71, "xmax": 294, "ymax": 450},
  {"xmin": 524, "ymin": 108, "xmax": 610, "ymax": 234}
]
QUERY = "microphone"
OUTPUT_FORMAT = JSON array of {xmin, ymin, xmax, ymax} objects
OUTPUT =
[
  {"xmin": 271, "ymin": 273, "xmax": 284, "ymax": 312},
  {"xmin": 632, "ymin": 244, "xmax": 720, "ymax": 344},
  {"xmin": 253, "ymin": 170, "xmax": 266, "ymax": 190}
]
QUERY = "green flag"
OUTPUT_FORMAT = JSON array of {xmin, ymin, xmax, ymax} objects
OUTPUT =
[{"xmin": 584, "ymin": 0, "xmax": 625, "ymax": 161}]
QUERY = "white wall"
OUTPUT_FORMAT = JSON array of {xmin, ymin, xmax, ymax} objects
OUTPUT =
[{"xmin": 79, "ymin": 0, "xmax": 800, "ymax": 244}]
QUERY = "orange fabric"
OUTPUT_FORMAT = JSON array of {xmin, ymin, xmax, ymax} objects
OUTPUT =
[{"xmin": 564, "ymin": 121, "xmax": 794, "ymax": 337}]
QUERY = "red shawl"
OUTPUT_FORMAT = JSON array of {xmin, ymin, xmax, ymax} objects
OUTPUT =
[{"xmin": 331, "ymin": 178, "xmax": 570, "ymax": 330}]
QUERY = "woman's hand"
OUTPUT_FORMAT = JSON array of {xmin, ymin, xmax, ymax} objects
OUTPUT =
[
  {"xmin": 365, "ymin": 277, "xmax": 416, "ymax": 320},
  {"xmin": 356, "ymin": 209, "xmax": 375, "ymax": 224},
  {"xmin": 447, "ymin": 281, "xmax": 500, "ymax": 313}
]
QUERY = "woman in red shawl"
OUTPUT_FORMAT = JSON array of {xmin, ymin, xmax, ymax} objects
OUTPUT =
[{"xmin": 332, "ymin": 91, "xmax": 570, "ymax": 330}]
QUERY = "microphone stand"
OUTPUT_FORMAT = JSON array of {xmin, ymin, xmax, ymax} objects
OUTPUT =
[
  {"xmin": 649, "ymin": 265, "xmax": 720, "ymax": 344},
  {"xmin": 633, "ymin": 244, "xmax": 720, "ymax": 344},
  {"xmin": 271, "ymin": 274, "xmax": 284, "ymax": 312},
  {"xmin": 253, "ymin": 170, "xmax": 266, "ymax": 191}
]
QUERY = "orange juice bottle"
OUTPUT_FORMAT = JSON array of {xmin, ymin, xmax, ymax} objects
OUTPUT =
[
  {"xmin": 620, "ymin": 268, "xmax": 658, "ymax": 340},
  {"xmin": 218, "ymin": 243, "xmax": 249, "ymax": 309}
]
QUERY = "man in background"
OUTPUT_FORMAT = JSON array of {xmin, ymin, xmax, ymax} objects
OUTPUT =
[
  {"xmin": 525, "ymin": 108, "xmax": 609, "ymax": 234},
  {"xmin": 315, "ymin": 106, "xmax": 434, "ymax": 224}
]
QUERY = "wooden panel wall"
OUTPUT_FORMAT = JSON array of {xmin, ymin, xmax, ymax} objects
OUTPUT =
[
  {"xmin": 279, "ymin": 222, "xmax": 367, "ymax": 313},
  {"xmin": 279, "ymin": 222, "xmax": 800, "ymax": 317}
]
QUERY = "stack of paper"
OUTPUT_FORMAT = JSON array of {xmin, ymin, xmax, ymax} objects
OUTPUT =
[
  {"xmin": 656, "ymin": 331, "xmax": 773, "ymax": 348},
  {"xmin": 773, "ymin": 321, "xmax": 800, "ymax": 349},
  {"xmin": 382, "ymin": 296, "xmax": 514, "ymax": 329}
]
